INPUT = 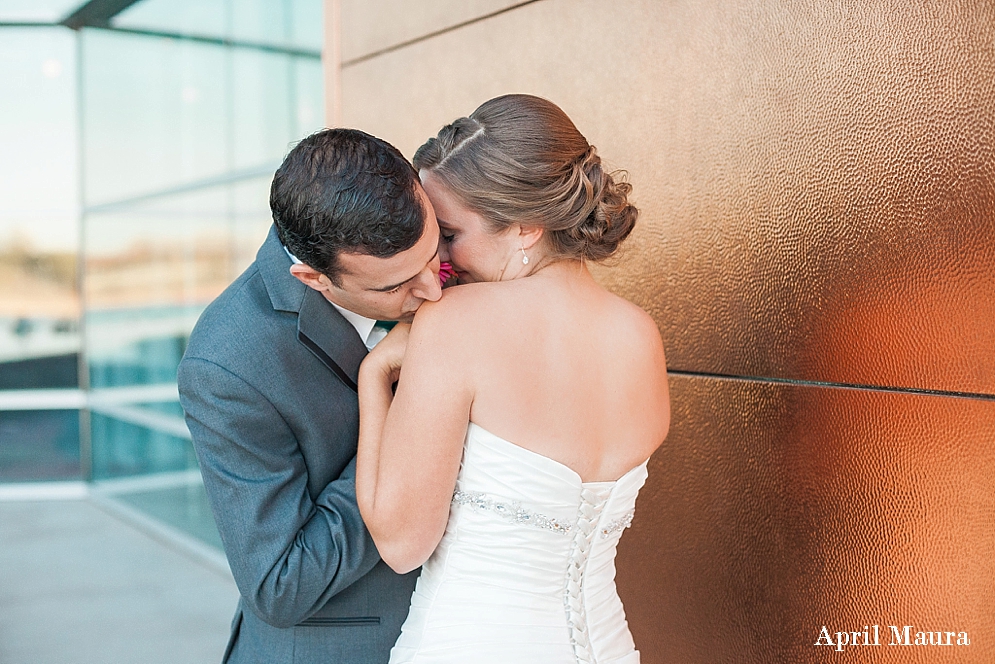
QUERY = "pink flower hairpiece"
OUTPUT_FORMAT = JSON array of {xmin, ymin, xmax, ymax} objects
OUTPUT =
[{"xmin": 439, "ymin": 262, "xmax": 458, "ymax": 285}]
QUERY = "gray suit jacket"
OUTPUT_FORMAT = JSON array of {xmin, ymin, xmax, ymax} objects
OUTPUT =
[{"xmin": 178, "ymin": 226, "xmax": 419, "ymax": 663}]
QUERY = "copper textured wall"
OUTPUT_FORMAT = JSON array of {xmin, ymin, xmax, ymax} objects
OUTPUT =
[{"xmin": 329, "ymin": 0, "xmax": 995, "ymax": 661}]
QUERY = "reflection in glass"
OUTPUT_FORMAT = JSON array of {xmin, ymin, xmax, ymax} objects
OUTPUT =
[
  {"xmin": 112, "ymin": 0, "xmax": 323, "ymax": 50},
  {"xmin": 0, "ymin": 27, "xmax": 80, "ymax": 391},
  {"xmin": 0, "ymin": 0, "xmax": 85, "ymax": 24},
  {"xmin": 112, "ymin": 0, "xmax": 226, "ymax": 39},
  {"xmin": 90, "ymin": 414, "xmax": 192, "ymax": 479},
  {"xmin": 293, "ymin": 57, "xmax": 324, "ymax": 138},
  {"xmin": 0, "ymin": 347, "xmax": 78, "ymax": 390},
  {"xmin": 232, "ymin": 49, "xmax": 294, "ymax": 169},
  {"xmin": 83, "ymin": 178, "xmax": 273, "ymax": 389},
  {"xmin": 87, "ymin": 319, "xmax": 194, "ymax": 389},
  {"xmin": 231, "ymin": 176, "xmax": 276, "ymax": 273},
  {"xmin": 85, "ymin": 187, "xmax": 231, "ymax": 310},
  {"xmin": 230, "ymin": 0, "xmax": 323, "ymax": 49},
  {"xmin": 112, "ymin": 482, "xmax": 223, "ymax": 549},
  {"xmin": 0, "ymin": 410, "xmax": 80, "ymax": 482},
  {"xmin": 0, "ymin": 0, "xmax": 323, "ymax": 547},
  {"xmin": 81, "ymin": 30, "xmax": 228, "ymax": 206}
]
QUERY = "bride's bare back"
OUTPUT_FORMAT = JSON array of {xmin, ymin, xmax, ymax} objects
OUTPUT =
[{"xmin": 452, "ymin": 262, "xmax": 669, "ymax": 482}]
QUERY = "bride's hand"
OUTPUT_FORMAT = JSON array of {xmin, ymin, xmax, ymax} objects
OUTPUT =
[{"xmin": 364, "ymin": 323, "xmax": 411, "ymax": 384}]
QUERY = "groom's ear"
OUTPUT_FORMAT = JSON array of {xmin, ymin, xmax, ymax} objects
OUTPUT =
[
  {"xmin": 518, "ymin": 224, "xmax": 544, "ymax": 251},
  {"xmin": 289, "ymin": 263, "xmax": 333, "ymax": 292}
]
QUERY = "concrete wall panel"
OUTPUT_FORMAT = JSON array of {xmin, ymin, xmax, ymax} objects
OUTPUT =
[
  {"xmin": 339, "ymin": 0, "xmax": 995, "ymax": 395},
  {"xmin": 618, "ymin": 373, "xmax": 995, "ymax": 662},
  {"xmin": 340, "ymin": 0, "xmax": 527, "ymax": 63}
]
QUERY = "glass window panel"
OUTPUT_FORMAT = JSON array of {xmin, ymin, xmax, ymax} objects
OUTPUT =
[
  {"xmin": 230, "ymin": 176, "xmax": 276, "ymax": 274},
  {"xmin": 87, "ymin": 322, "xmax": 194, "ymax": 389},
  {"xmin": 0, "ymin": 352, "xmax": 78, "ymax": 390},
  {"xmin": 0, "ymin": 313, "xmax": 80, "ymax": 390},
  {"xmin": 113, "ymin": 0, "xmax": 321, "ymax": 51},
  {"xmin": 133, "ymin": 401, "xmax": 185, "ymax": 418},
  {"xmin": 85, "ymin": 185, "xmax": 233, "ymax": 389},
  {"xmin": 294, "ymin": 56, "xmax": 324, "ymax": 138},
  {"xmin": 231, "ymin": 49, "xmax": 294, "ymax": 169},
  {"xmin": 0, "ymin": 410, "xmax": 80, "ymax": 481},
  {"xmin": 230, "ymin": 0, "xmax": 290, "ymax": 47},
  {"xmin": 83, "ymin": 175, "xmax": 274, "ymax": 391},
  {"xmin": 85, "ymin": 187, "xmax": 231, "ymax": 309},
  {"xmin": 230, "ymin": 0, "xmax": 323, "ymax": 50},
  {"xmin": 0, "ymin": 0, "xmax": 86, "ymax": 23},
  {"xmin": 111, "ymin": 0, "xmax": 226, "ymax": 39},
  {"xmin": 90, "ymin": 414, "xmax": 192, "ymax": 478},
  {"xmin": 110, "ymin": 482, "xmax": 223, "ymax": 549},
  {"xmin": 81, "ymin": 30, "xmax": 227, "ymax": 206},
  {"xmin": 289, "ymin": 0, "xmax": 323, "ymax": 51},
  {"xmin": 0, "ymin": 27, "xmax": 80, "ymax": 389}
]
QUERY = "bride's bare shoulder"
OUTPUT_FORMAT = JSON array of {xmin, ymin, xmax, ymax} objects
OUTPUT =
[
  {"xmin": 416, "ymin": 282, "xmax": 515, "ymax": 319},
  {"xmin": 603, "ymin": 291, "xmax": 665, "ymax": 349},
  {"xmin": 409, "ymin": 282, "xmax": 511, "ymax": 338}
]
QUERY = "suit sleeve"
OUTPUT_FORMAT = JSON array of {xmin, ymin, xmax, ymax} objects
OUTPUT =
[{"xmin": 177, "ymin": 356, "xmax": 381, "ymax": 629}]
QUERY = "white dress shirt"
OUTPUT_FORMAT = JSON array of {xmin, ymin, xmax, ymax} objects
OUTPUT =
[{"xmin": 330, "ymin": 302, "xmax": 389, "ymax": 350}]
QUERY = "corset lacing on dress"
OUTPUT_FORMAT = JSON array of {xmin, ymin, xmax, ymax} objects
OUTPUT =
[
  {"xmin": 564, "ymin": 485, "xmax": 612, "ymax": 664},
  {"xmin": 390, "ymin": 423, "xmax": 645, "ymax": 664}
]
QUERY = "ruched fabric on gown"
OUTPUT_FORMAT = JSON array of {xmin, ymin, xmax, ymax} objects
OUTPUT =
[{"xmin": 389, "ymin": 423, "xmax": 647, "ymax": 664}]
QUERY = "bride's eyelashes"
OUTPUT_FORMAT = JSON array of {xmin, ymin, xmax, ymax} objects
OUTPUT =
[{"xmin": 437, "ymin": 222, "xmax": 456, "ymax": 244}]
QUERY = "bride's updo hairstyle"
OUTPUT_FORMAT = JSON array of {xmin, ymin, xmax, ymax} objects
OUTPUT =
[{"xmin": 413, "ymin": 94, "xmax": 637, "ymax": 262}]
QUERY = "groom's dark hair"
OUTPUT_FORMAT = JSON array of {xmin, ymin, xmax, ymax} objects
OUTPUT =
[{"xmin": 270, "ymin": 128, "xmax": 425, "ymax": 285}]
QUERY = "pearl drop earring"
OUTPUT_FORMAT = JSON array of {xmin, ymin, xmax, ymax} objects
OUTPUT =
[{"xmin": 521, "ymin": 247, "xmax": 529, "ymax": 265}]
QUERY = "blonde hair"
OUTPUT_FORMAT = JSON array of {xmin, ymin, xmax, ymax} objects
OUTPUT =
[{"xmin": 413, "ymin": 94, "xmax": 637, "ymax": 262}]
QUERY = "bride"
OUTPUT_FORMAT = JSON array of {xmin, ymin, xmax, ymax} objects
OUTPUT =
[{"xmin": 356, "ymin": 94, "xmax": 670, "ymax": 663}]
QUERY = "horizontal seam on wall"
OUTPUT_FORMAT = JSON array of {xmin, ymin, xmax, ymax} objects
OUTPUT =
[
  {"xmin": 341, "ymin": 0, "xmax": 546, "ymax": 68},
  {"xmin": 666, "ymin": 370, "xmax": 995, "ymax": 401}
]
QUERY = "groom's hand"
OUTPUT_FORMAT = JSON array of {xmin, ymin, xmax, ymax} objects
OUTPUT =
[{"xmin": 367, "ymin": 323, "xmax": 411, "ymax": 384}]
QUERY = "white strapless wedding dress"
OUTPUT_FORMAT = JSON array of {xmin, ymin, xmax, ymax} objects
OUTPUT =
[{"xmin": 389, "ymin": 423, "xmax": 647, "ymax": 664}]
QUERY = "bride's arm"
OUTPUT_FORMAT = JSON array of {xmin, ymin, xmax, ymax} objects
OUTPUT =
[{"xmin": 356, "ymin": 299, "xmax": 472, "ymax": 574}]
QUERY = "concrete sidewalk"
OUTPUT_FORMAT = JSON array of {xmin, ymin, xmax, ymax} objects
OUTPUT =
[{"xmin": 0, "ymin": 499, "xmax": 239, "ymax": 664}]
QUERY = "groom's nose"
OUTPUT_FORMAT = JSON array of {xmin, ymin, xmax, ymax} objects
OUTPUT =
[{"xmin": 410, "ymin": 265, "xmax": 443, "ymax": 303}]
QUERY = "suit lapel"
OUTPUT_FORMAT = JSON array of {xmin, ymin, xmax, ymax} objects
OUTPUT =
[
  {"xmin": 297, "ymin": 287, "xmax": 368, "ymax": 393},
  {"xmin": 256, "ymin": 225, "xmax": 367, "ymax": 393}
]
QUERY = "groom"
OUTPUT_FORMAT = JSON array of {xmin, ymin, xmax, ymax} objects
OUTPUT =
[{"xmin": 178, "ymin": 129, "xmax": 442, "ymax": 663}]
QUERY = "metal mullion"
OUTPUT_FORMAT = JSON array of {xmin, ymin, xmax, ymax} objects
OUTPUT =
[
  {"xmin": 75, "ymin": 28, "xmax": 92, "ymax": 482},
  {"xmin": 83, "ymin": 162, "xmax": 280, "ymax": 215},
  {"xmin": 86, "ymin": 24, "xmax": 320, "ymax": 59}
]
